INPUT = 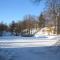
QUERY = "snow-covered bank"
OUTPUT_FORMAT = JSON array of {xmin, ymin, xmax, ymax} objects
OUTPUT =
[{"xmin": 34, "ymin": 27, "xmax": 56, "ymax": 37}]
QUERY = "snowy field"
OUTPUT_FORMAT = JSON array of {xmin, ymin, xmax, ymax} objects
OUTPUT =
[
  {"xmin": 0, "ymin": 46, "xmax": 60, "ymax": 60},
  {"xmin": 0, "ymin": 35, "xmax": 60, "ymax": 60},
  {"xmin": 0, "ymin": 39, "xmax": 58, "ymax": 48},
  {"xmin": 0, "ymin": 35, "xmax": 59, "ymax": 40},
  {"xmin": 0, "ymin": 35, "xmax": 59, "ymax": 48}
]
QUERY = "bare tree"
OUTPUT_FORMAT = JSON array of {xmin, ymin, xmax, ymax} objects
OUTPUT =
[
  {"xmin": 22, "ymin": 15, "xmax": 38, "ymax": 36},
  {"xmin": 32, "ymin": 0, "xmax": 60, "ymax": 34},
  {"xmin": 0, "ymin": 22, "xmax": 7, "ymax": 36}
]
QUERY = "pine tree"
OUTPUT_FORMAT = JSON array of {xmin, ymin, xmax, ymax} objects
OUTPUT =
[
  {"xmin": 39, "ymin": 14, "xmax": 45, "ymax": 28},
  {"xmin": 9, "ymin": 21, "xmax": 16, "ymax": 35}
]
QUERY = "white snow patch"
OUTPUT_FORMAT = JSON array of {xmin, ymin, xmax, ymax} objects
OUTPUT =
[{"xmin": 0, "ymin": 40, "xmax": 58, "ymax": 48}]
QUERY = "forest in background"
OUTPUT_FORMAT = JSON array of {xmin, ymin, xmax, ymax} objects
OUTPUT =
[
  {"xmin": 0, "ymin": 14, "xmax": 45, "ymax": 36},
  {"xmin": 0, "ymin": 0, "xmax": 60, "ymax": 36}
]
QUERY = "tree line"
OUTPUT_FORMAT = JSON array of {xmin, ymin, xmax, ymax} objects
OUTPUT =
[
  {"xmin": 0, "ymin": 14, "xmax": 45, "ymax": 36},
  {"xmin": 32, "ymin": 0, "xmax": 60, "ymax": 34}
]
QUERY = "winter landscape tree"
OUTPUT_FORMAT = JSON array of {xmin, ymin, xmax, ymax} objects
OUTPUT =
[
  {"xmin": 9, "ymin": 21, "xmax": 16, "ymax": 36},
  {"xmin": 22, "ymin": 15, "xmax": 36, "ymax": 35},
  {"xmin": 32, "ymin": 0, "xmax": 60, "ymax": 34},
  {"xmin": 0, "ymin": 22, "xmax": 7, "ymax": 36},
  {"xmin": 39, "ymin": 13, "xmax": 45, "ymax": 28}
]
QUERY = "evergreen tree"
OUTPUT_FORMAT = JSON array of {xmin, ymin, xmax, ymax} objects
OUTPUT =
[
  {"xmin": 39, "ymin": 14, "xmax": 45, "ymax": 28},
  {"xmin": 9, "ymin": 21, "xmax": 16, "ymax": 35}
]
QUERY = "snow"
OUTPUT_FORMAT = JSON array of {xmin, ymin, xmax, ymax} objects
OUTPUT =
[
  {"xmin": 0, "ymin": 36, "xmax": 59, "ymax": 60},
  {"xmin": 3, "ymin": 31, "xmax": 11, "ymax": 36},
  {"xmin": 0, "ymin": 34, "xmax": 59, "ymax": 41},
  {"xmin": 34, "ymin": 27, "xmax": 56, "ymax": 37},
  {"xmin": 0, "ymin": 35, "xmax": 59, "ymax": 48},
  {"xmin": 0, "ymin": 46, "xmax": 60, "ymax": 60},
  {"xmin": 22, "ymin": 28, "xmax": 37, "ymax": 35},
  {"xmin": 0, "ymin": 39, "xmax": 58, "ymax": 48},
  {"xmin": 0, "ymin": 27, "xmax": 60, "ymax": 60}
]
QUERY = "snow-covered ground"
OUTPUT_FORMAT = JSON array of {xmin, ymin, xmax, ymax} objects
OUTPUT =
[
  {"xmin": 0, "ymin": 27, "xmax": 60, "ymax": 60},
  {"xmin": 0, "ymin": 34, "xmax": 59, "ymax": 48},
  {"xmin": 35, "ymin": 27, "xmax": 56, "ymax": 37},
  {"xmin": 0, "ymin": 35, "xmax": 59, "ymax": 40},
  {"xmin": 0, "ymin": 35, "xmax": 59, "ymax": 48},
  {"xmin": 0, "ymin": 39, "xmax": 58, "ymax": 48},
  {"xmin": 0, "ymin": 36, "xmax": 59, "ymax": 60},
  {"xmin": 0, "ymin": 46, "xmax": 60, "ymax": 60}
]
